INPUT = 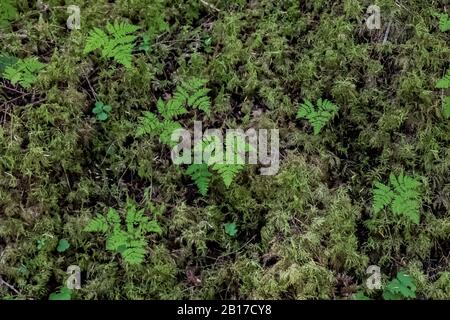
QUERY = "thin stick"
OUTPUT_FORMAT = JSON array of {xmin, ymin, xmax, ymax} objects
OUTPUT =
[
  {"xmin": 0, "ymin": 276, "xmax": 21, "ymax": 296},
  {"xmin": 199, "ymin": 0, "xmax": 220, "ymax": 12}
]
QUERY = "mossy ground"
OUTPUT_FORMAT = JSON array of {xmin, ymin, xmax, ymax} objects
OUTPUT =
[{"xmin": 1, "ymin": 0, "xmax": 450, "ymax": 299}]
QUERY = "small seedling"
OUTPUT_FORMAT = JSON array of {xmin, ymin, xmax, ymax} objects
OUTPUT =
[
  {"xmin": 92, "ymin": 101, "xmax": 112, "ymax": 121},
  {"xmin": 224, "ymin": 222, "xmax": 237, "ymax": 237},
  {"xmin": 49, "ymin": 287, "xmax": 72, "ymax": 300},
  {"xmin": 57, "ymin": 239, "xmax": 70, "ymax": 253}
]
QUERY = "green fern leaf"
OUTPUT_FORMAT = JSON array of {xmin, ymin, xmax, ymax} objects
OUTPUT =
[
  {"xmin": 439, "ymin": 13, "xmax": 450, "ymax": 32},
  {"xmin": 158, "ymin": 97, "xmax": 187, "ymax": 119},
  {"xmin": 436, "ymin": 69, "xmax": 450, "ymax": 89},
  {"xmin": 159, "ymin": 120, "xmax": 182, "ymax": 147},
  {"xmin": 373, "ymin": 182, "xmax": 395, "ymax": 213},
  {"xmin": 84, "ymin": 22, "xmax": 139, "ymax": 68},
  {"xmin": 296, "ymin": 98, "xmax": 339, "ymax": 135},
  {"xmin": 84, "ymin": 214, "xmax": 108, "ymax": 232},
  {"xmin": 212, "ymin": 163, "xmax": 244, "ymax": 188},
  {"xmin": 3, "ymin": 57, "xmax": 45, "ymax": 88},
  {"xmin": 443, "ymin": 96, "xmax": 450, "ymax": 119},
  {"xmin": 186, "ymin": 163, "xmax": 212, "ymax": 196},
  {"xmin": 136, "ymin": 112, "xmax": 162, "ymax": 137},
  {"xmin": 373, "ymin": 173, "xmax": 422, "ymax": 224},
  {"xmin": 0, "ymin": 0, "xmax": 17, "ymax": 28}
]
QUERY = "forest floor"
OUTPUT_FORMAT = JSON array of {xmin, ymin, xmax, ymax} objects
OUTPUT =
[{"xmin": 1, "ymin": 0, "xmax": 450, "ymax": 300}]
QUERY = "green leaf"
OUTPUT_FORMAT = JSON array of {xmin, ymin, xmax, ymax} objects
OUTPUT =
[
  {"xmin": 102, "ymin": 104, "xmax": 112, "ymax": 112},
  {"xmin": 439, "ymin": 13, "xmax": 450, "ymax": 32},
  {"xmin": 92, "ymin": 102, "xmax": 104, "ymax": 114},
  {"xmin": 212, "ymin": 163, "xmax": 244, "ymax": 188},
  {"xmin": 296, "ymin": 99, "xmax": 339, "ymax": 135},
  {"xmin": 186, "ymin": 163, "xmax": 212, "ymax": 196},
  {"xmin": 96, "ymin": 112, "xmax": 108, "ymax": 121},
  {"xmin": 224, "ymin": 222, "xmax": 238, "ymax": 236},
  {"xmin": 57, "ymin": 239, "xmax": 70, "ymax": 253},
  {"xmin": 49, "ymin": 287, "xmax": 72, "ymax": 300},
  {"xmin": 443, "ymin": 96, "xmax": 450, "ymax": 119},
  {"xmin": 352, "ymin": 291, "xmax": 371, "ymax": 300},
  {"xmin": 84, "ymin": 22, "xmax": 139, "ymax": 68},
  {"xmin": 436, "ymin": 69, "xmax": 450, "ymax": 89},
  {"xmin": 3, "ymin": 57, "xmax": 44, "ymax": 88}
]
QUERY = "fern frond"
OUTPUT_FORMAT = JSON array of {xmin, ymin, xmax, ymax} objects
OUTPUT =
[
  {"xmin": 212, "ymin": 163, "xmax": 244, "ymax": 188},
  {"xmin": 122, "ymin": 239, "xmax": 147, "ymax": 265},
  {"xmin": 439, "ymin": 13, "xmax": 450, "ymax": 32},
  {"xmin": 296, "ymin": 98, "xmax": 339, "ymax": 135},
  {"xmin": 84, "ymin": 22, "xmax": 139, "ymax": 68},
  {"xmin": 159, "ymin": 120, "xmax": 182, "ymax": 147},
  {"xmin": 84, "ymin": 214, "xmax": 108, "ymax": 232},
  {"xmin": 0, "ymin": 0, "xmax": 17, "ymax": 27},
  {"xmin": 373, "ymin": 182, "xmax": 395, "ymax": 213},
  {"xmin": 136, "ymin": 112, "xmax": 162, "ymax": 137},
  {"xmin": 3, "ymin": 57, "xmax": 45, "ymax": 88},
  {"xmin": 443, "ymin": 96, "xmax": 450, "ymax": 119},
  {"xmin": 186, "ymin": 163, "xmax": 212, "ymax": 196},
  {"xmin": 83, "ymin": 28, "xmax": 108, "ymax": 54},
  {"xmin": 158, "ymin": 97, "xmax": 187, "ymax": 119},
  {"xmin": 436, "ymin": 69, "xmax": 450, "ymax": 89}
]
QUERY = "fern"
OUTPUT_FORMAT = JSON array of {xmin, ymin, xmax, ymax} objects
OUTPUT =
[
  {"xmin": 212, "ymin": 163, "xmax": 244, "ymax": 188},
  {"xmin": 157, "ymin": 97, "xmax": 187, "ymax": 119},
  {"xmin": 170, "ymin": 78, "xmax": 211, "ymax": 115},
  {"xmin": 373, "ymin": 182, "xmax": 395, "ymax": 214},
  {"xmin": 84, "ymin": 22, "xmax": 140, "ymax": 68},
  {"xmin": 3, "ymin": 57, "xmax": 45, "ymax": 88},
  {"xmin": 0, "ymin": 0, "xmax": 17, "ymax": 28},
  {"xmin": 383, "ymin": 272, "xmax": 416, "ymax": 300},
  {"xmin": 84, "ymin": 201, "xmax": 162, "ymax": 265},
  {"xmin": 185, "ymin": 163, "xmax": 212, "ymax": 196},
  {"xmin": 443, "ymin": 96, "xmax": 450, "ymax": 119},
  {"xmin": 136, "ymin": 112, "xmax": 181, "ymax": 147},
  {"xmin": 296, "ymin": 98, "xmax": 339, "ymax": 135},
  {"xmin": 0, "ymin": 54, "xmax": 17, "ymax": 75},
  {"xmin": 136, "ymin": 78, "xmax": 211, "ymax": 146},
  {"xmin": 436, "ymin": 69, "xmax": 450, "ymax": 89},
  {"xmin": 439, "ymin": 13, "xmax": 450, "ymax": 32},
  {"xmin": 372, "ymin": 173, "xmax": 422, "ymax": 224}
]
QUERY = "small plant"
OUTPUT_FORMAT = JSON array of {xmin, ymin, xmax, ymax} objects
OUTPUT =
[
  {"xmin": 352, "ymin": 271, "xmax": 416, "ymax": 300},
  {"xmin": 383, "ymin": 272, "xmax": 416, "ymax": 300},
  {"xmin": 92, "ymin": 101, "xmax": 112, "ymax": 121},
  {"xmin": 49, "ymin": 287, "xmax": 72, "ymax": 300},
  {"xmin": 3, "ymin": 57, "xmax": 45, "ymax": 88},
  {"xmin": 296, "ymin": 98, "xmax": 339, "ymax": 135},
  {"xmin": 84, "ymin": 200, "xmax": 162, "ymax": 265},
  {"xmin": 56, "ymin": 239, "xmax": 70, "ymax": 253},
  {"xmin": 224, "ymin": 222, "xmax": 237, "ymax": 237},
  {"xmin": 0, "ymin": 0, "xmax": 17, "ymax": 28},
  {"xmin": 439, "ymin": 13, "xmax": 450, "ymax": 32},
  {"xmin": 84, "ymin": 22, "xmax": 140, "ymax": 68},
  {"xmin": 437, "ymin": 14, "xmax": 450, "ymax": 119},
  {"xmin": 185, "ymin": 135, "xmax": 251, "ymax": 195},
  {"xmin": 185, "ymin": 163, "xmax": 212, "ymax": 196},
  {"xmin": 136, "ymin": 78, "xmax": 211, "ymax": 146},
  {"xmin": 373, "ymin": 172, "xmax": 422, "ymax": 224}
]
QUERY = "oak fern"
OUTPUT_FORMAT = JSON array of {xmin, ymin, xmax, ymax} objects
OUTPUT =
[
  {"xmin": 185, "ymin": 163, "xmax": 212, "ymax": 196},
  {"xmin": 296, "ymin": 98, "xmax": 339, "ymax": 135},
  {"xmin": 84, "ymin": 201, "xmax": 162, "ymax": 265},
  {"xmin": 212, "ymin": 163, "xmax": 244, "ymax": 188},
  {"xmin": 436, "ymin": 69, "xmax": 450, "ymax": 89},
  {"xmin": 372, "ymin": 173, "xmax": 422, "ymax": 224},
  {"xmin": 439, "ymin": 13, "xmax": 450, "ymax": 32},
  {"xmin": 0, "ymin": 0, "xmax": 17, "ymax": 28},
  {"xmin": 170, "ymin": 78, "xmax": 211, "ymax": 115},
  {"xmin": 84, "ymin": 22, "xmax": 140, "ymax": 68},
  {"xmin": 3, "ymin": 57, "xmax": 45, "ymax": 88}
]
